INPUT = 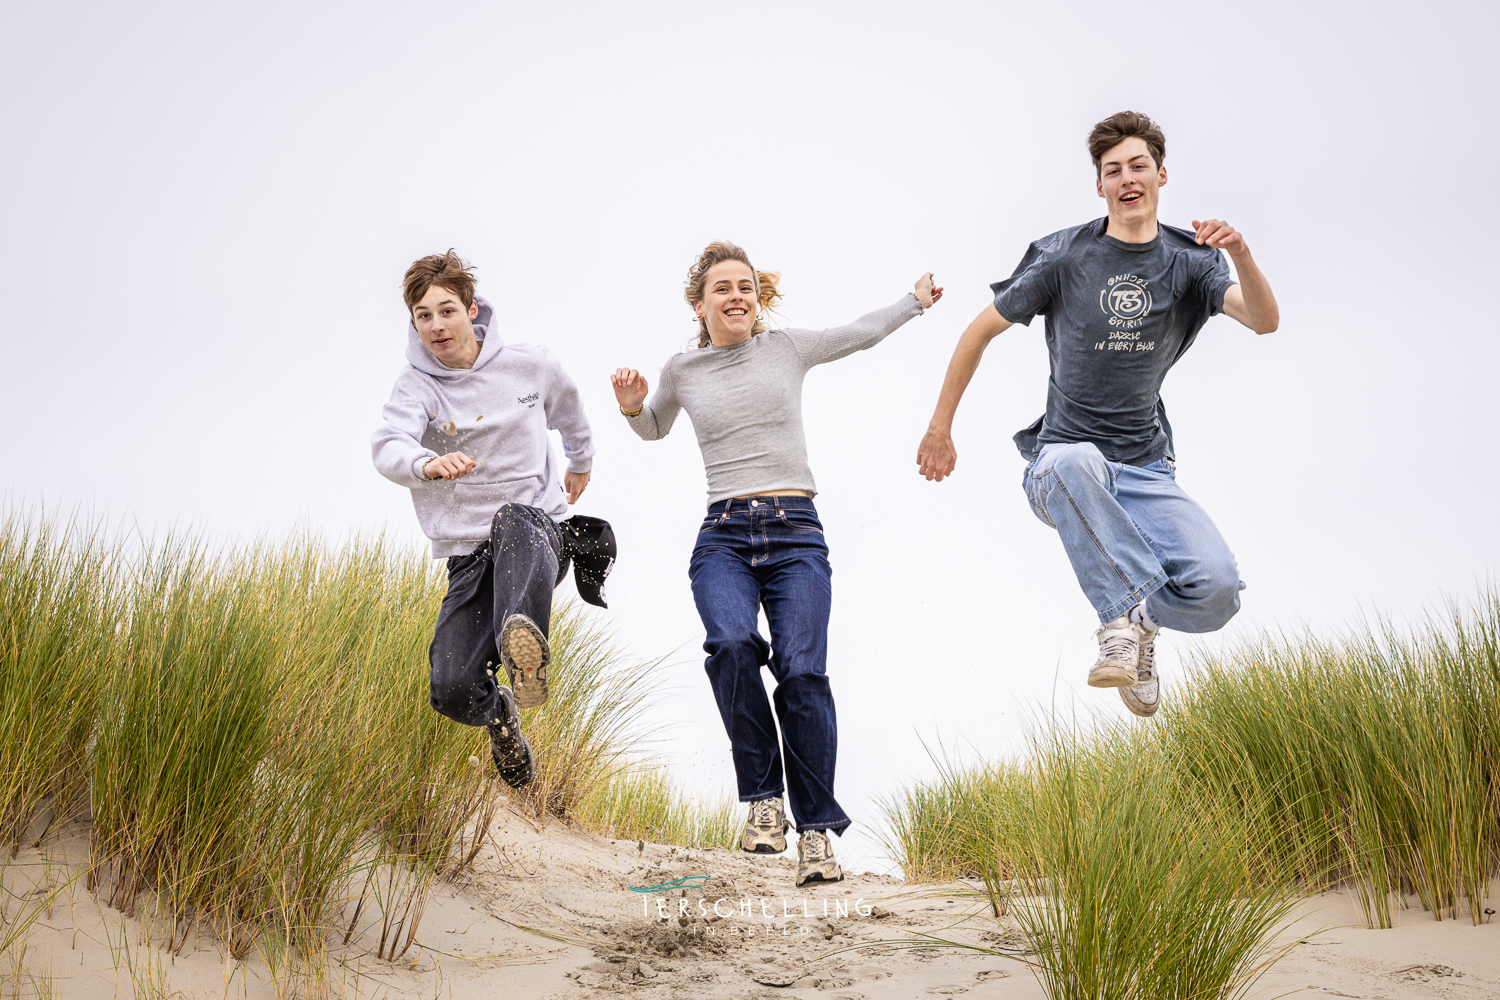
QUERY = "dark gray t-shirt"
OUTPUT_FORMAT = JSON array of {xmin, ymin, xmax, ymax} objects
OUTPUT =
[{"xmin": 992, "ymin": 218, "xmax": 1235, "ymax": 466}]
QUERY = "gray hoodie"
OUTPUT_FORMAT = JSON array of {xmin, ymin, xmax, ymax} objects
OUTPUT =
[{"xmin": 371, "ymin": 296, "xmax": 594, "ymax": 557}]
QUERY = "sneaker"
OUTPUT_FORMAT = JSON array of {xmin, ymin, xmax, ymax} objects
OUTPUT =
[
  {"xmin": 740, "ymin": 796, "xmax": 788, "ymax": 854},
  {"xmin": 1089, "ymin": 615, "xmax": 1142, "ymax": 688},
  {"xmin": 488, "ymin": 687, "xmax": 536, "ymax": 789},
  {"xmin": 1119, "ymin": 625, "xmax": 1161, "ymax": 717},
  {"xmin": 796, "ymin": 830, "xmax": 844, "ymax": 887},
  {"xmin": 500, "ymin": 613, "xmax": 551, "ymax": 709}
]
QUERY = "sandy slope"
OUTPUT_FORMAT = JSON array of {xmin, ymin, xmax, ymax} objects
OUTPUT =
[{"xmin": 3, "ymin": 808, "xmax": 1497, "ymax": 1000}]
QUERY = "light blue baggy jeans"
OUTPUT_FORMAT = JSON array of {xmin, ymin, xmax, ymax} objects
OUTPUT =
[{"xmin": 1022, "ymin": 441, "xmax": 1244, "ymax": 632}]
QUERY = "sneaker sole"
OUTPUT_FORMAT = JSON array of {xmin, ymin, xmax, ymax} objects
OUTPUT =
[
  {"xmin": 1119, "ymin": 687, "xmax": 1160, "ymax": 718},
  {"xmin": 741, "ymin": 840, "xmax": 786, "ymax": 855},
  {"xmin": 796, "ymin": 868, "xmax": 844, "ymax": 887},
  {"xmin": 501, "ymin": 616, "xmax": 550, "ymax": 709},
  {"xmin": 1088, "ymin": 663, "xmax": 1138, "ymax": 688}
]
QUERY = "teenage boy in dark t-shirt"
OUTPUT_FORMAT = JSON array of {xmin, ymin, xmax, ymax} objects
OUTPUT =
[{"xmin": 915, "ymin": 111, "xmax": 1280, "ymax": 717}]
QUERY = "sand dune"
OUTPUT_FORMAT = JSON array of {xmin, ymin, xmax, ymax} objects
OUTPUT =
[{"xmin": 4, "ymin": 808, "xmax": 1497, "ymax": 1000}]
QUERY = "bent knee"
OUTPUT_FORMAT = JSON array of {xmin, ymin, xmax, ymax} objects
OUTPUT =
[
  {"xmin": 1042, "ymin": 442, "xmax": 1109, "ymax": 483},
  {"xmin": 1181, "ymin": 557, "xmax": 1243, "ymax": 622}
]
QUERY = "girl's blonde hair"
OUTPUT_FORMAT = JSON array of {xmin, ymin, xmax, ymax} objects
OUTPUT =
[{"xmin": 684, "ymin": 241, "xmax": 783, "ymax": 348}]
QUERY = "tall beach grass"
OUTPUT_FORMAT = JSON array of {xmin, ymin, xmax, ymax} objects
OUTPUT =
[
  {"xmin": 0, "ymin": 510, "xmax": 731, "ymax": 969},
  {"xmin": 884, "ymin": 594, "xmax": 1500, "ymax": 997}
]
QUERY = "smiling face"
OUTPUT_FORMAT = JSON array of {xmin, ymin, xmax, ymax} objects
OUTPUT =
[
  {"xmin": 412, "ymin": 283, "xmax": 481, "ymax": 369},
  {"xmin": 1095, "ymin": 136, "xmax": 1167, "ymax": 234},
  {"xmin": 693, "ymin": 260, "xmax": 759, "ymax": 346}
]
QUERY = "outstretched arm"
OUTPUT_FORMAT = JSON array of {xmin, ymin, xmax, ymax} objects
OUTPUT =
[
  {"xmin": 1192, "ymin": 219, "xmax": 1279, "ymax": 335},
  {"xmin": 787, "ymin": 273, "xmax": 943, "ymax": 367},
  {"xmin": 916, "ymin": 304, "xmax": 1014, "ymax": 482}
]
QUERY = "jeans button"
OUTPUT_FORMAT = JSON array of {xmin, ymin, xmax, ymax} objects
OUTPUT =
[{"xmin": 750, "ymin": 499, "xmax": 759, "ymax": 507}]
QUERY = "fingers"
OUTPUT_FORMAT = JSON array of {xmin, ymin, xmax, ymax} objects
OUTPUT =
[
  {"xmin": 931, "ymin": 286, "xmax": 944, "ymax": 303},
  {"xmin": 1193, "ymin": 219, "xmax": 1240, "ymax": 247},
  {"xmin": 915, "ymin": 438, "xmax": 957, "ymax": 482}
]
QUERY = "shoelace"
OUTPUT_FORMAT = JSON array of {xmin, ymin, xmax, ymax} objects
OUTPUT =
[
  {"xmin": 1136, "ymin": 635, "xmax": 1156, "ymax": 681},
  {"xmin": 1099, "ymin": 633, "xmax": 1138, "ymax": 661},
  {"xmin": 802, "ymin": 831, "xmax": 828, "ymax": 862},
  {"xmin": 752, "ymin": 800, "xmax": 780, "ymax": 830}
]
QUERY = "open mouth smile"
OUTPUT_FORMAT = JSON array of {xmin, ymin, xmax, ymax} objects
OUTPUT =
[{"xmin": 1120, "ymin": 192, "xmax": 1143, "ymax": 204}]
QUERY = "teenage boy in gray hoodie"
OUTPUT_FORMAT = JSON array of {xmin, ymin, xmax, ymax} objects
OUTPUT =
[{"xmin": 372, "ymin": 251, "xmax": 595, "ymax": 788}]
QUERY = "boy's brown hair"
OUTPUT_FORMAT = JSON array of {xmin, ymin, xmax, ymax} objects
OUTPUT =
[
  {"xmin": 1087, "ymin": 111, "xmax": 1166, "ymax": 176},
  {"xmin": 403, "ymin": 250, "xmax": 476, "ymax": 314}
]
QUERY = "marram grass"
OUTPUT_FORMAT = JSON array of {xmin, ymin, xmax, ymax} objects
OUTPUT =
[
  {"xmin": 884, "ymin": 594, "xmax": 1500, "ymax": 999},
  {"xmin": 0, "ymin": 511, "xmax": 732, "ymax": 967}
]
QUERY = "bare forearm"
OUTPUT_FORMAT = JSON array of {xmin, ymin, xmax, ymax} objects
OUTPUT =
[
  {"xmin": 916, "ymin": 305, "xmax": 1011, "ymax": 482},
  {"xmin": 928, "ymin": 306, "xmax": 1008, "ymax": 431},
  {"xmin": 1230, "ymin": 248, "xmax": 1279, "ymax": 334}
]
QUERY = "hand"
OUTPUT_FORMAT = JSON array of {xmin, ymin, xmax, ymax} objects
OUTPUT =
[
  {"xmin": 424, "ymin": 452, "xmax": 477, "ymax": 481},
  {"xmin": 915, "ymin": 272, "xmax": 945, "ymax": 309},
  {"xmin": 610, "ymin": 368, "xmax": 649, "ymax": 411},
  {"xmin": 1191, "ymin": 218, "xmax": 1249, "ymax": 256},
  {"xmin": 916, "ymin": 426, "xmax": 958, "ymax": 482},
  {"xmin": 564, "ymin": 469, "xmax": 591, "ymax": 504}
]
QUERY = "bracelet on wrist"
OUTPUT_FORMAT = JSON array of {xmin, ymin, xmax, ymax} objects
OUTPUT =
[{"xmin": 620, "ymin": 404, "xmax": 643, "ymax": 417}]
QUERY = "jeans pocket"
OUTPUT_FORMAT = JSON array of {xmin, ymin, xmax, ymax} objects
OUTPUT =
[
  {"xmin": 698, "ymin": 515, "xmax": 722, "ymax": 533},
  {"xmin": 778, "ymin": 510, "xmax": 823, "ymax": 533}
]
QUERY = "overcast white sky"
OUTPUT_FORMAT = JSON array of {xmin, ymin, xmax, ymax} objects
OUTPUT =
[{"xmin": 3, "ymin": 1, "xmax": 1497, "ymax": 871}]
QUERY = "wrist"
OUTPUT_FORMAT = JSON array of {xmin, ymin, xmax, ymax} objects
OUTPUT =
[
  {"xmin": 926, "ymin": 418, "xmax": 953, "ymax": 436},
  {"xmin": 620, "ymin": 402, "xmax": 643, "ymax": 417}
]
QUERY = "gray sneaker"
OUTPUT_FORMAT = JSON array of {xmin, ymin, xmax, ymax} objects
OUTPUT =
[
  {"xmin": 1089, "ymin": 615, "xmax": 1141, "ymax": 688},
  {"xmin": 796, "ymin": 830, "xmax": 844, "ymax": 887},
  {"xmin": 500, "ymin": 613, "xmax": 551, "ymax": 709},
  {"xmin": 1119, "ymin": 626, "xmax": 1161, "ymax": 717},
  {"xmin": 740, "ymin": 796, "xmax": 788, "ymax": 854}
]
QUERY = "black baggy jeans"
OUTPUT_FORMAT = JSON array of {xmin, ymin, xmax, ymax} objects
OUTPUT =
[{"xmin": 429, "ymin": 503, "xmax": 562, "ymax": 727}]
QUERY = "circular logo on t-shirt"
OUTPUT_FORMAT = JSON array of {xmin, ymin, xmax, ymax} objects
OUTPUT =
[{"xmin": 1100, "ymin": 279, "xmax": 1153, "ymax": 322}]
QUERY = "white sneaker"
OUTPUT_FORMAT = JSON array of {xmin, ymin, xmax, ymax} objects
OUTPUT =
[
  {"xmin": 740, "ymin": 796, "xmax": 788, "ymax": 854},
  {"xmin": 1119, "ymin": 624, "xmax": 1161, "ymax": 717},
  {"xmin": 796, "ymin": 830, "xmax": 844, "ymax": 887},
  {"xmin": 1090, "ymin": 615, "xmax": 1142, "ymax": 688}
]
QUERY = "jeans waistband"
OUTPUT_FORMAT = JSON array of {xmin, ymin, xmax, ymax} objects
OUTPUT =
[{"xmin": 706, "ymin": 495, "xmax": 817, "ymax": 515}]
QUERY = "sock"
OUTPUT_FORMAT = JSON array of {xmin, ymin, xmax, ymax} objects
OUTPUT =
[{"xmin": 1129, "ymin": 601, "xmax": 1160, "ymax": 632}]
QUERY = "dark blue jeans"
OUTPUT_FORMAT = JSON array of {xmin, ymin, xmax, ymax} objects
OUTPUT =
[
  {"xmin": 429, "ymin": 504, "xmax": 561, "ymax": 727},
  {"xmin": 688, "ymin": 496, "xmax": 850, "ymax": 834}
]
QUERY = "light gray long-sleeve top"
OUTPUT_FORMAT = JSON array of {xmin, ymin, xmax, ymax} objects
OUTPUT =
[{"xmin": 625, "ymin": 294, "xmax": 924, "ymax": 506}]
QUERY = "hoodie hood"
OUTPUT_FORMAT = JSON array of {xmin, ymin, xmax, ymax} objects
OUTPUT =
[{"xmin": 405, "ymin": 295, "xmax": 506, "ymax": 378}]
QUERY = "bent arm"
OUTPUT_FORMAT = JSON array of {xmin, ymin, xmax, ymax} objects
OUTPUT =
[
  {"xmin": 785, "ymin": 294, "xmax": 924, "ymax": 368},
  {"xmin": 1221, "ymin": 247, "xmax": 1279, "ymax": 334},
  {"xmin": 916, "ymin": 304, "xmax": 1013, "ymax": 481},
  {"xmin": 371, "ymin": 382, "xmax": 439, "ymax": 487},
  {"xmin": 544, "ymin": 356, "xmax": 595, "ymax": 473},
  {"xmin": 624, "ymin": 364, "xmax": 682, "ymax": 441}
]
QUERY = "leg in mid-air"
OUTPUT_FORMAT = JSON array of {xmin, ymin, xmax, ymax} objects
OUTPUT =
[
  {"xmin": 757, "ymin": 505, "xmax": 848, "ymax": 885},
  {"xmin": 428, "ymin": 504, "xmax": 563, "ymax": 787},
  {"xmin": 488, "ymin": 503, "xmax": 563, "ymax": 709},
  {"xmin": 690, "ymin": 519, "xmax": 789, "ymax": 855},
  {"xmin": 1022, "ymin": 441, "xmax": 1242, "ymax": 716}
]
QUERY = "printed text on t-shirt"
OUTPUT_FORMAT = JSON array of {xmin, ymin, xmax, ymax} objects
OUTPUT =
[{"xmin": 1096, "ymin": 274, "xmax": 1155, "ymax": 351}]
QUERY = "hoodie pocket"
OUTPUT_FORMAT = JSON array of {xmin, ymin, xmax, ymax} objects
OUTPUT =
[{"xmin": 448, "ymin": 478, "xmax": 546, "ymax": 538}]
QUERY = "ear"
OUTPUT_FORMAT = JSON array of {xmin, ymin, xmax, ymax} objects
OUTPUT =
[
  {"xmin": 1096, "ymin": 176, "xmax": 1104, "ymax": 199},
  {"xmin": 694, "ymin": 299, "xmax": 706, "ymax": 319},
  {"xmin": 1157, "ymin": 165, "xmax": 1168, "ymax": 188},
  {"xmin": 468, "ymin": 301, "xmax": 479, "ymax": 320}
]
